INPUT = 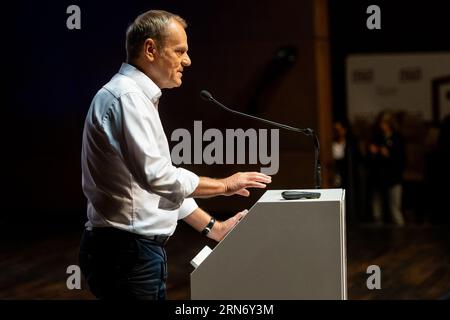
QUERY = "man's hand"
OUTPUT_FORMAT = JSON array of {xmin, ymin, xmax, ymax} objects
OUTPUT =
[
  {"xmin": 207, "ymin": 209, "xmax": 248, "ymax": 242},
  {"xmin": 192, "ymin": 172, "xmax": 272, "ymax": 198},
  {"xmin": 221, "ymin": 172, "xmax": 272, "ymax": 197}
]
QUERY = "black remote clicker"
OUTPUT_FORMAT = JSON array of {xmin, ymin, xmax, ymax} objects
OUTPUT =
[{"xmin": 281, "ymin": 191, "xmax": 321, "ymax": 200}]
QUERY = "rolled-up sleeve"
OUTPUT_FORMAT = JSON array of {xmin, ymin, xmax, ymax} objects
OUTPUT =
[
  {"xmin": 115, "ymin": 92, "xmax": 199, "ymax": 210},
  {"xmin": 177, "ymin": 198, "xmax": 199, "ymax": 220}
]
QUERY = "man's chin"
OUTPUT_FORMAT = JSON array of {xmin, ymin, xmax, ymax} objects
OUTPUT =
[{"xmin": 164, "ymin": 81, "xmax": 182, "ymax": 89}]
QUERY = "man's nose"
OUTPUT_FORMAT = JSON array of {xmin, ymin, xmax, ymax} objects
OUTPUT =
[{"xmin": 182, "ymin": 53, "xmax": 191, "ymax": 67}]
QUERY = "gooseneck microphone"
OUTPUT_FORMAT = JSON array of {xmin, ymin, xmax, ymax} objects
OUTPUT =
[{"xmin": 200, "ymin": 90, "xmax": 322, "ymax": 189}]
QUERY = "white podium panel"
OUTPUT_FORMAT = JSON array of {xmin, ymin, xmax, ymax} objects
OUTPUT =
[{"xmin": 190, "ymin": 189, "xmax": 347, "ymax": 300}]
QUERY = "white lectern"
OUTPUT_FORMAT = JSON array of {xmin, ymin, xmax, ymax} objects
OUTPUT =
[{"xmin": 190, "ymin": 189, "xmax": 347, "ymax": 300}]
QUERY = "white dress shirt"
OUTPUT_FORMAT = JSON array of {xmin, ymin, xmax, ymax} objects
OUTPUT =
[{"xmin": 81, "ymin": 63, "xmax": 199, "ymax": 236}]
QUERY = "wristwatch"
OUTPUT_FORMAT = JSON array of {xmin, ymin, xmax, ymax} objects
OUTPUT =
[{"xmin": 202, "ymin": 217, "xmax": 216, "ymax": 236}]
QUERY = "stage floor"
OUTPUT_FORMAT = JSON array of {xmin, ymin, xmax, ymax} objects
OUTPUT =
[{"xmin": 1, "ymin": 222, "xmax": 449, "ymax": 300}]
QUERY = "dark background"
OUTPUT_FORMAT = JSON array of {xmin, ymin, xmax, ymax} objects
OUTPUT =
[{"xmin": 3, "ymin": 0, "xmax": 449, "ymax": 229}]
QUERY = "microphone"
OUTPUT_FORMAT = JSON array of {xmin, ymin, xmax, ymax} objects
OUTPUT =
[{"xmin": 200, "ymin": 90, "xmax": 322, "ymax": 189}]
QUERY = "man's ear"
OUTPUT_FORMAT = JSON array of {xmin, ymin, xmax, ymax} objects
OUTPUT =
[{"xmin": 143, "ymin": 38, "xmax": 157, "ymax": 61}]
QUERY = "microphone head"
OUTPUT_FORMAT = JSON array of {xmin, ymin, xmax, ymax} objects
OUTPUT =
[{"xmin": 200, "ymin": 90, "xmax": 213, "ymax": 101}]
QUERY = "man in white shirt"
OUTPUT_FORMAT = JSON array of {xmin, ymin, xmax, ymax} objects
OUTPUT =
[{"xmin": 79, "ymin": 9, "xmax": 271, "ymax": 300}]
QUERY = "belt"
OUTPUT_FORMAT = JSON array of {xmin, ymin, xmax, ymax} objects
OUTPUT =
[
  {"xmin": 89, "ymin": 227, "xmax": 170, "ymax": 246},
  {"xmin": 144, "ymin": 234, "xmax": 170, "ymax": 246}
]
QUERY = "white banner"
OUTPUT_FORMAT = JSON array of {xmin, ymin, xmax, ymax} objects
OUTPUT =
[{"xmin": 346, "ymin": 52, "xmax": 450, "ymax": 122}]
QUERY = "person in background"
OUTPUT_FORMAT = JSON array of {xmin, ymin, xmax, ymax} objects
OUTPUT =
[
  {"xmin": 332, "ymin": 119, "xmax": 361, "ymax": 223},
  {"xmin": 367, "ymin": 110, "xmax": 406, "ymax": 226}
]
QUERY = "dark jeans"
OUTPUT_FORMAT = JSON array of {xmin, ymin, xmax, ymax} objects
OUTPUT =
[{"xmin": 79, "ymin": 228, "xmax": 167, "ymax": 300}]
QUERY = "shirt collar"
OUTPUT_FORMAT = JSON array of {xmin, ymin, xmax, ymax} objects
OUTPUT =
[{"xmin": 118, "ymin": 62, "xmax": 162, "ymax": 105}]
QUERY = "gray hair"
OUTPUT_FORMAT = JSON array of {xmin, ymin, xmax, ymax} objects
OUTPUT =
[{"xmin": 126, "ymin": 10, "xmax": 187, "ymax": 62}]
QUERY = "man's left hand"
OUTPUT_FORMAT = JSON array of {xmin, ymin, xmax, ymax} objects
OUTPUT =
[{"xmin": 208, "ymin": 209, "xmax": 248, "ymax": 242}]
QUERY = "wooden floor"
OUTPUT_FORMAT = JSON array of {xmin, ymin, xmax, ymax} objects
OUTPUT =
[{"xmin": 1, "ymin": 222, "xmax": 449, "ymax": 300}]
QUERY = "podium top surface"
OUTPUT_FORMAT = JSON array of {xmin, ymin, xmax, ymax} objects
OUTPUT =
[{"xmin": 258, "ymin": 189, "xmax": 344, "ymax": 203}]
